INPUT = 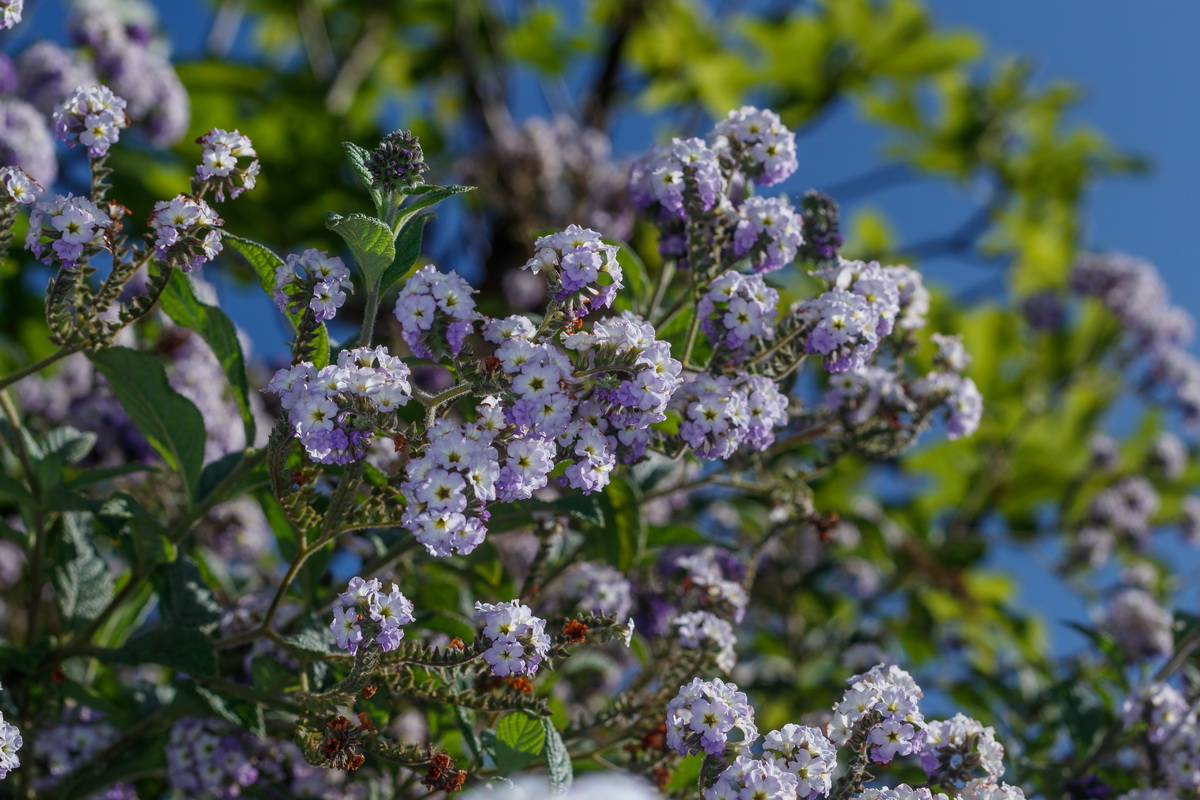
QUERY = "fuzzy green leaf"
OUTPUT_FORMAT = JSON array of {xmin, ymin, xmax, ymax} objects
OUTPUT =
[
  {"xmin": 89, "ymin": 347, "xmax": 207, "ymax": 499},
  {"xmin": 161, "ymin": 271, "xmax": 256, "ymax": 446}
]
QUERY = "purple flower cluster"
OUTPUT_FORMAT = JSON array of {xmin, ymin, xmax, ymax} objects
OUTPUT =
[
  {"xmin": 273, "ymin": 248, "xmax": 353, "ymax": 322},
  {"xmin": 194, "ymin": 128, "xmax": 260, "ymax": 202},
  {"xmin": 673, "ymin": 610, "xmax": 737, "ymax": 673},
  {"xmin": 733, "ymin": 195, "xmax": 804, "ymax": 273},
  {"xmin": 932, "ymin": 333, "xmax": 970, "ymax": 373},
  {"xmin": 826, "ymin": 367, "xmax": 912, "ymax": 426},
  {"xmin": 1088, "ymin": 476, "xmax": 1160, "ymax": 544},
  {"xmin": 763, "ymin": 724, "xmax": 837, "ymax": 800},
  {"xmin": 891, "ymin": 264, "xmax": 931, "ymax": 330},
  {"xmin": 797, "ymin": 190, "xmax": 842, "ymax": 268},
  {"xmin": 401, "ymin": 413, "xmax": 497, "ymax": 557},
  {"xmin": 919, "ymin": 713, "xmax": 1006, "ymax": 785},
  {"xmin": 629, "ymin": 137, "xmax": 723, "ymax": 220},
  {"xmin": 51, "ymin": 84, "xmax": 128, "ymax": 158},
  {"xmin": 1072, "ymin": 252, "xmax": 1200, "ymax": 426},
  {"xmin": 148, "ymin": 194, "xmax": 223, "ymax": 272},
  {"xmin": 33, "ymin": 707, "xmax": 130, "ymax": 795},
  {"xmin": 910, "ymin": 371, "xmax": 984, "ymax": 440},
  {"xmin": 68, "ymin": 0, "xmax": 189, "ymax": 145},
  {"xmin": 828, "ymin": 662, "xmax": 927, "ymax": 765},
  {"xmin": 0, "ymin": 705, "xmax": 20, "ymax": 780},
  {"xmin": 393, "ymin": 265, "xmax": 478, "ymax": 360},
  {"xmin": 706, "ymin": 755, "xmax": 799, "ymax": 800},
  {"xmin": 1103, "ymin": 588, "xmax": 1173, "ymax": 661},
  {"xmin": 957, "ymin": 782, "xmax": 1027, "ymax": 800},
  {"xmin": 859, "ymin": 786, "xmax": 951, "ymax": 800},
  {"xmin": 330, "ymin": 576, "xmax": 415, "ymax": 654},
  {"xmin": 0, "ymin": 97, "xmax": 57, "ymax": 186},
  {"xmin": 165, "ymin": 717, "xmax": 258, "ymax": 798},
  {"xmin": 674, "ymin": 371, "xmax": 789, "ymax": 459},
  {"xmin": 674, "ymin": 548, "xmax": 748, "ymax": 622},
  {"xmin": 0, "ymin": 165, "xmax": 39, "ymax": 205},
  {"xmin": 562, "ymin": 562, "xmax": 634, "ymax": 619},
  {"xmin": 698, "ymin": 270, "xmax": 779, "ymax": 363},
  {"xmin": 564, "ymin": 311, "xmax": 684, "ymax": 463},
  {"xmin": 712, "ymin": 106, "xmax": 799, "ymax": 186},
  {"xmin": 16, "ymin": 42, "xmax": 95, "ymax": 116},
  {"xmin": 0, "ymin": 0, "xmax": 22, "ymax": 30},
  {"xmin": 266, "ymin": 346, "xmax": 413, "ymax": 465},
  {"xmin": 666, "ymin": 677, "xmax": 758, "ymax": 757},
  {"xmin": 25, "ymin": 193, "xmax": 115, "ymax": 269},
  {"xmin": 474, "ymin": 599, "xmax": 552, "ymax": 677},
  {"xmin": 1150, "ymin": 431, "xmax": 1188, "ymax": 480},
  {"xmin": 797, "ymin": 288, "xmax": 882, "ymax": 373},
  {"xmin": 523, "ymin": 224, "xmax": 624, "ymax": 313}
]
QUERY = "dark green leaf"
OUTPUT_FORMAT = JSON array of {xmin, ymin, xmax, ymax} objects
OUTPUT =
[
  {"xmin": 494, "ymin": 710, "xmax": 546, "ymax": 774},
  {"xmin": 109, "ymin": 627, "xmax": 218, "ymax": 677},
  {"xmin": 588, "ymin": 476, "xmax": 645, "ymax": 570},
  {"xmin": 379, "ymin": 213, "xmax": 430, "ymax": 293},
  {"xmin": 155, "ymin": 556, "xmax": 222, "ymax": 632},
  {"xmin": 393, "ymin": 184, "xmax": 474, "ymax": 231},
  {"xmin": 52, "ymin": 512, "xmax": 115, "ymax": 629},
  {"xmin": 160, "ymin": 270, "xmax": 256, "ymax": 445},
  {"xmin": 65, "ymin": 463, "xmax": 157, "ymax": 489},
  {"xmin": 343, "ymin": 140, "xmax": 386, "ymax": 217},
  {"xmin": 542, "ymin": 719, "xmax": 573, "ymax": 793},
  {"xmin": 326, "ymin": 211, "xmax": 395, "ymax": 286},
  {"xmin": 193, "ymin": 682, "xmax": 267, "ymax": 738},
  {"xmin": 283, "ymin": 629, "xmax": 337, "ymax": 657},
  {"xmin": 89, "ymin": 347, "xmax": 207, "ymax": 499},
  {"xmin": 0, "ymin": 473, "xmax": 33, "ymax": 505},
  {"xmin": 39, "ymin": 426, "xmax": 97, "ymax": 464}
]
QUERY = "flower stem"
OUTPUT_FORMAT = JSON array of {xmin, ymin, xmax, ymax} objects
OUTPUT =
[
  {"xmin": 361, "ymin": 277, "xmax": 382, "ymax": 347},
  {"xmin": 0, "ymin": 346, "xmax": 80, "ymax": 393}
]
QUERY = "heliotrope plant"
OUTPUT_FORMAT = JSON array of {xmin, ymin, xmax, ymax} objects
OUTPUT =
[{"xmin": 0, "ymin": 82, "xmax": 1173, "ymax": 800}]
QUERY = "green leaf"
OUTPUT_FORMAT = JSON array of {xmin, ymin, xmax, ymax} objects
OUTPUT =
[
  {"xmin": 160, "ymin": 270, "xmax": 256, "ymax": 446},
  {"xmin": 393, "ymin": 184, "xmax": 474, "ymax": 232},
  {"xmin": 109, "ymin": 627, "xmax": 218, "ymax": 677},
  {"xmin": 52, "ymin": 512, "xmax": 115, "ymax": 629},
  {"xmin": 0, "ymin": 473, "xmax": 33, "ymax": 505},
  {"xmin": 223, "ymin": 233, "xmax": 330, "ymax": 369},
  {"xmin": 542, "ymin": 719, "xmax": 573, "ymax": 794},
  {"xmin": 494, "ymin": 710, "xmax": 547, "ymax": 774},
  {"xmin": 488, "ymin": 493, "xmax": 606, "ymax": 533},
  {"xmin": 39, "ymin": 426, "xmax": 97, "ymax": 464},
  {"xmin": 589, "ymin": 476, "xmax": 645, "ymax": 570},
  {"xmin": 326, "ymin": 211, "xmax": 396, "ymax": 286},
  {"xmin": 154, "ymin": 556, "xmax": 222, "ymax": 633},
  {"xmin": 98, "ymin": 493, "xmax": 177, "ymax": 568},
  {"xmin": 343, "ymin": 140, "xmax": 386, "ymax": 217},
  {"xmin": 283, "ymin": 629, "xmax": 337, "ymax": 657},
  {"xmin": 193, "ymin": 682, "xmax": 267, "ymax": 739},
  {"xmin": 379, "ymin": 213, "xmax": 430, "ymax": 293},
  {"xmin": 65, "ymin": 463, "xmax": 157, "ymax": 489},
  {"xmin": 89, "ymin": 347, "xmax": 207, "ymax": 499},
  {"xmin": 606, "ymin": 237, "xmax": 648, "ymax": 314}
]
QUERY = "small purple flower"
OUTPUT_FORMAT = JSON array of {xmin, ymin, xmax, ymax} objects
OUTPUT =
[
  {"xmin": 193, "ymin": 128, "xmax": 260, "ymax": 202},
  {"xmin": 393, "ymin": 265, "xmax": 477, "ymax": 360},
  {"xmin": 51, "ymin": 85, "xmax": 129, "ymax": 158},
  {"xmin": 734, "ymin": 195, "xmax": 804, "ymax": 273},
  {"xmin": 666, "ymin": 677, "xmax": 758, "ymax": 757},
  {"xmin": 712, "ymin": 105, "xmax": 798, "ymax": 186},
  {"xmin": 148, "ymin": 194, "xmax": 223, "ymax": 272}
]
